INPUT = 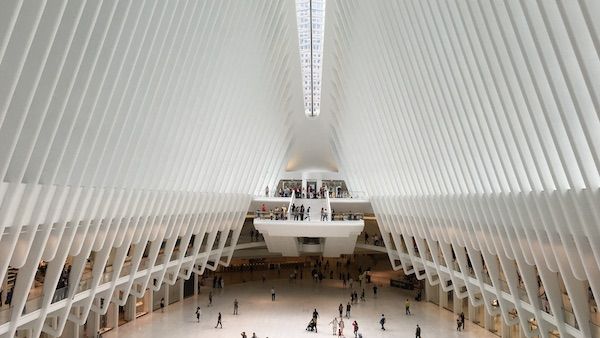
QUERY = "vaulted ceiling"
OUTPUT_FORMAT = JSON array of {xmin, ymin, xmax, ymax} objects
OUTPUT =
[{"xmin": 1, "ymin": 0, "xmax": 600, "ymax": 337}]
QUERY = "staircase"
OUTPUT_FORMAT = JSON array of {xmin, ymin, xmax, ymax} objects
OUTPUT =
[{"xmin": 291, "ymin": 198, "xmax": 327, "ymax": 221}]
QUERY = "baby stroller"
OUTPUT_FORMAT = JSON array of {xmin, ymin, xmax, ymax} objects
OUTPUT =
[{"xmin": 306, "ymin": 319, "xmax": 317, "ymax": 332}]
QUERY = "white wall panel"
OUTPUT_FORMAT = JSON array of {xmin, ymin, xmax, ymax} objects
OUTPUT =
[
  {"xmin": 0, "ymin": 1, "xmax": 300, "ymax": 336},
  {"xmin": 323, "ymin": 1, "xmax": 600, "ymax": 337}
]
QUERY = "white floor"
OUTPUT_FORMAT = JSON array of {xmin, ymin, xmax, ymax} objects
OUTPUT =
[{"xmin": 105, "ymin": 279, "xmax": 499, "ymax": 338}]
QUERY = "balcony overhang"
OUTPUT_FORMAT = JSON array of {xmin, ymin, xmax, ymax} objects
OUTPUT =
[{"xmin": 253, "ymin": 219, "xmax": 364, "ymax": 257}]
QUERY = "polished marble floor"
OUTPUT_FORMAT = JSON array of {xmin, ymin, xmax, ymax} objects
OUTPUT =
[{"xmin": 104, "ymin": 278, "xmax": 499, "ymax": 338}]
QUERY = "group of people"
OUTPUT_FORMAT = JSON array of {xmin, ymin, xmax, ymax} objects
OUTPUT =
[
  {"xmin": 257, "ymin": 204, "xmax": 287, "ymax": 220},
  {"xmin": 363, "ymin": 232, "xmax": 383, "ymax": 246},
  {"xmin": 275, "ymin": 185, "xmax": 329, "ymax": 199},
  {"xmin": 290, "ymin": 204, "xmax": 310, "ymax": 221},
  {"xmin": 212, "ymin": 275, "xmax": 225, "ymax": 289},
  {"xmin": 248, "ymin": 229, "xmax": 262, "ymax": 242},
  {"xmin": 198, "ymin": 255, "xmax": 430, "ymax": 337},
  {"xmin": 327, "ymin": 317, "xmax": 361, "ymax": 337},
  {"xmin": 0, "ymin": 288, "xmax": 13, "ymax": 307}
]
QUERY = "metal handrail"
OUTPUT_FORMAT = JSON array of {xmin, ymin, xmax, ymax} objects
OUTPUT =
[
  {"xmin": 331, "ymin": 212, "xmax": 364, "ymax": 221},
  {"xmin": 329, "ymin": 190, "xmax": 368, "ymax": 199}
]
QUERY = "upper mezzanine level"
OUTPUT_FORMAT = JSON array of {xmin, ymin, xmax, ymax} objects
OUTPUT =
[{"xmin": 250, "ymin": 177, "xmax": 371, "ymax": 257}]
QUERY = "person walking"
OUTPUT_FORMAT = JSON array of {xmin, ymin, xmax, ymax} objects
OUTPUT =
[
  {"xmin": 233, "ymin": 299, "xmax": 239, "ymax": 315},
  {"xmin": 215, "ymin": 312, "xmax": 222, "ymax": 328},
  {"xmin": 405, "ymin": 299, "xmax": 411, "ymax": 315},
  {"xmin": 271, "ymin": 287, "xmax": 276, "ymax": 301},
  {"xmin": 208, "ymin": 291, "xmax": 213, "ymax": 306},
  {"xmin": 460, "ymin": 311, "xmax": 465, "ymax": 330},
  {"xmin": 241, "ymin": 331, "xmax": 247, "ymax": 338},
  {"xmin": 346, "ymin": 302, "xmax": 351, "ymax": 318},
  {"xmin": 195, "ymin": 306, "xmax": 201, "ymax": 322},
  {"xmin": 415, "ymin": 324, "xmax": 421, "ymax": 337},
  {"xmin": 352, "ymin": 320, "xmax": 359, "ymax": 338},
  {"xmin": 330, "ymin": 317, "xmax": 338, "ymax": 335},
  {"xmin": 379, "ymin": 314, "xmax": 386, "ymax": 330},
  {"xmin": 312, "ymin": 308, "xmax": 319, "ymax": 333},
  {"xmin": 360, "ymin": 289, "xmax": 365, "ymax": 302},
  {"xmin": 373, "ymin": 285, "xmax": 378, "ymax": 298},
  {"xmin": 160, "ymin": 298, "xmax": 165, "ymax": 312},
  {"xmin": 456, "ymin": 316, "xmax": 462, "ymax": 331},
  {"xmin": 338, "ymin": 303, "xmax": 343, "ymax": 318},
  {"xmin": 338, "ymin": 318, "xmax": 345, "ymax": 337}
]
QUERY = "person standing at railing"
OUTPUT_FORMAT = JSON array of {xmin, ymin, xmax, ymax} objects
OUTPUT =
[{"xmin": 300, "ymin": 205, "xmax": 305, "ymax": 221}]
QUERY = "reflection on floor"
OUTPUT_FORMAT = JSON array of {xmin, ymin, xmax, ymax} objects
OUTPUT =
[{"xmin": 104, "ymin": 278, "xmax": 499, "ymax": 338}]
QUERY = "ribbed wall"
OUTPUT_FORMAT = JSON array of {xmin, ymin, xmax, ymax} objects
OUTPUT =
[
  {"xmin": 0, "ymin": 1, "xmax": 301, "ymax": 336},
  {"xmin": 323, "ymin": 1, "xmax": 600, "ymax": 337}
]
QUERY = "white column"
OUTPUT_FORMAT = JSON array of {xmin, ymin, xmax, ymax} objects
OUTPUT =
[
  {"xmin": 453, "ymin": 291, "xmax": 462, "ymax": 314},
  {"xmin": 301, "ymin": 174, "xmax": 307, "ymax": 197},
  {"xmin": 124, "ymin": 295, "xmax": 136, "ymax": 322},
  {"xmin": 502, "ymin": 321, "xmax": 511, "ymax": 338},
  {"xmin": 425, "ymin": 280, "xmax": 438, "ymax": 304},
  {"xmin": 85, "ymin": 311, "xmax": 99, "ymax": 338},
  {"xmin": 439, "ymin": 285, "xmax": 448, "ymax": 309},
  {"xmin": 484, "ymin": 311, "xmax": 495, "ymax": 332},
  {"xmin": 61, "ymin": 319, "xmax": 79, "ymax": 338},
  {"xmin": 468, "ymin": 301, "xmax": 478, "ymax": 324},
  {"xmin": 178, "ymin": 278, "xmax": 184, "ymax": 301},
  {"xmin": 108, "ymin": 303, "xmax": 118, "ymax": 330},
  {"xmin": 147, "ymin": 288, "xmax": 153, "ymax": 314},
  {"xmin": 164, "ymin": 283, "xmax": 170, "ymax": 307}
]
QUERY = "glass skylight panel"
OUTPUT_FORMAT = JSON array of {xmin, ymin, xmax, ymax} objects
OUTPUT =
[{"xmin": 295, "ymin": 0, "xmax": 325, "ymax": 117}]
